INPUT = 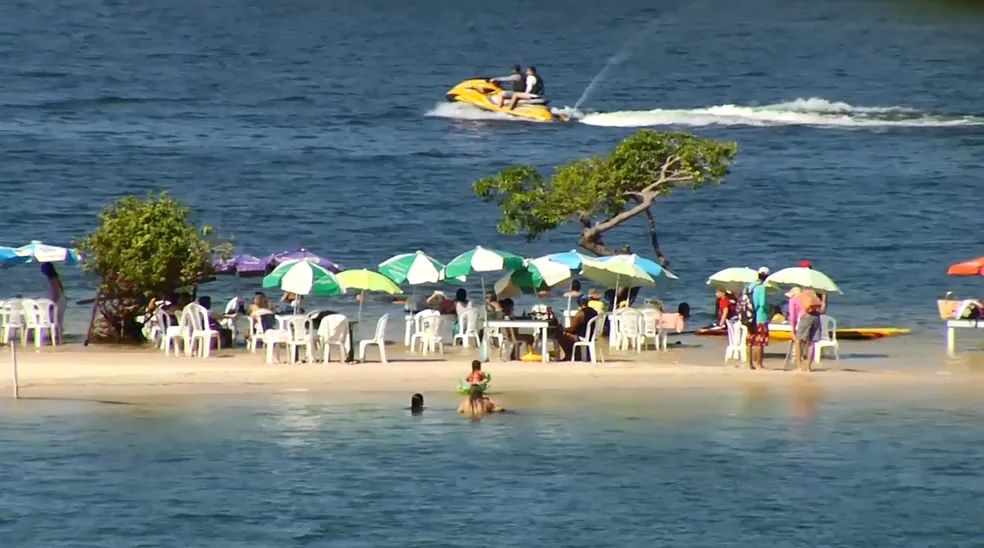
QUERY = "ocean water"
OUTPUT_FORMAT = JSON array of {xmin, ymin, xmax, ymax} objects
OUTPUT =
[
  {"xmin": 1, "ymin": 388, "xmax": 983, "ymax": 546},
  {"xmin": 2, "ymin": 0, "xmax": 983, "ymax": 342}
]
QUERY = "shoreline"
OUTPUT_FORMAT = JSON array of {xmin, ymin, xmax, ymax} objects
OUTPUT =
[{"xmin": 2, "ymin": 343, "xmax": 983, "ymax": 402}]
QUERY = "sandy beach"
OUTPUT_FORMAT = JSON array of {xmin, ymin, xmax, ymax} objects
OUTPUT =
[{"xmin": 3, "ymin": 338, "xmax": 983, "ymax": 402}]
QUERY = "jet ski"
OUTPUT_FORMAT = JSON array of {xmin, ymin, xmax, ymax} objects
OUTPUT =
[{"xmin": 445, "ymin": 78, "xmax": 567, "ymax": 122}]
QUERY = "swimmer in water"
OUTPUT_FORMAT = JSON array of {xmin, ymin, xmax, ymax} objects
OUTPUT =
[
  {"xmin": 465, "ymin": 360, "xmax": 485, "ymax": 386},
  {"xmin": 410, "ymin": 393, "xmax": 424, "ymax": 415},
  {"xmin": 457, "ymin": 384, "xmax": 503, "ymax": 418}
]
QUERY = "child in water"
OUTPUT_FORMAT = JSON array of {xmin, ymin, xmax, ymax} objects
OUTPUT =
[
  {"xmin": 466, "ymin": 360, "xmax": 486, "ymax": 385},
  {"xmin": 457, "ymin": 384, "xmax": 503, "ymax": 417},
  {"xmin": 455, "ymin": 360, "xmax": 491, "ymax": 395}
]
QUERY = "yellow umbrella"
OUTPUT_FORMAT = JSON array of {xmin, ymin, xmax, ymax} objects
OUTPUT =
[
  {"xmin": 335, "ymin": 269, "xmax": 402, "ymax": 336},
  {"xmin": 580, "ymin": 258, "xmax": 655, "ymax": 288},
  {"xmin": 765, "ymin": 267, "xmax": 841, "ymax": 294}
]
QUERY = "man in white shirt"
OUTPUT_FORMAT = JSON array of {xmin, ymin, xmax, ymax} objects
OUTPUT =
[{"xmin": 507, "ymin": 66, "xmax": 544, "ymax": 110}]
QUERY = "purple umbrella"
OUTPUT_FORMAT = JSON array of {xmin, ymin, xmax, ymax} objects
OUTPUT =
[
  {"xmin": 264, "ymin": 248, "xmax": 342, "ymax": 272},
  {"xmin": 213, "ymin": 253, "xmax": 271, "ymax": 277}
]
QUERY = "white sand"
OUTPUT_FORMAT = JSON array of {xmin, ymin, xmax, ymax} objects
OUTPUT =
[{"xmin": 1, "ymin": 340, "xmax": 982, "ymax": 402}]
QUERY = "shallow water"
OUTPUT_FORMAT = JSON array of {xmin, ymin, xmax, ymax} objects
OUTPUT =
[
  {"xmin": 1, "ymin": 389, "xmax": 983, "ymax": 546},
  {"xmin": 1, "ymin": 0, "xmax": 983, "ymax": 345}
]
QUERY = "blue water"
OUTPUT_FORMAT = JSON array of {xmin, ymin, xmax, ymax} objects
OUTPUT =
[
  {"xmin": 1, "ymin": 389, "xmax": 983, "ymax": 546},
  {"xmin": 2, "ymin": 0, "xmax": 983, "ymax": 337}
]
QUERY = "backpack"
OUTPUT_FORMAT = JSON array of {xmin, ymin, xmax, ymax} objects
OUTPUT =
[{"xmin": 737, "ymin": 283, "xmax": 758, "ymax": 326}]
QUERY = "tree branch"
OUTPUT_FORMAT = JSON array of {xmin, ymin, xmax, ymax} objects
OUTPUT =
[{"xmin": 641, "ymin": 207, "xmax": 668, "ymax": 267}]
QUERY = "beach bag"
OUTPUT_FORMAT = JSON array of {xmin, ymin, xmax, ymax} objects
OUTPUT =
[{"xmin": 737, "ymin": 283, "xmax": 757, "ymax": 327}]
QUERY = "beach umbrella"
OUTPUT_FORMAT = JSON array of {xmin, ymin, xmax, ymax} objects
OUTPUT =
[
  {"xmin": 595, "ymin": 254, "xmax": 678, "ymax": 280},
  {"xmin": 947, "ymin": 256, "xmax": 984, "ymax": 276},
  {"xmin": 12, "ymin": 241, "xmax": 80, "ymax": 264},
  {"xmin": 443, "ymin": 246, "xmax": 523, "ymax": 362},
  {"xmin": 493, "ymin": 257, "xmax": 573, "ymax": 298},
  {"xmin": 263, "ymin": 248, "xmax": 342, "ymax": 272},
  {"xmin": 580, "ymin": 258, "xmax": 655, "ymax": 289},
  {"xmin": 443, "ymin": 246, "xmax": 524, "ymax": 280},
  {"xmin": 543, "ymin": 249, "xmax": 592, "ymax": 270},
  {"xmin": 337, "ymin": 269, "xmax": 402, "ymax": 334},
  {"xmin": 0, "ymin": 246, "xmax": 26, "ymax": 268},
  {"xmin": 213, "ymin": 253, "xmax": 270, "ymax": 277},
  {"xmin": 765, "ymin": 267, "xmax": 841, "ymax": 294},
  {"xmin": 378, "ymin": 250, "xmax": 445, "ymax": 285},
  {"xmin": 262, "ymin": 259, "xmax": 346, "ymax": 298}
]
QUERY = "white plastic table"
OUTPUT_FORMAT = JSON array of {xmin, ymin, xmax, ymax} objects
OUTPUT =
[{"xmin": 486, "ymin": 319, "xmax": 551, "ymax": 363}]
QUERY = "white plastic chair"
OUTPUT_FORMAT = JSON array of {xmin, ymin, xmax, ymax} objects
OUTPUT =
[
  {"xmin": 153, "ymin": 308, "xmax": 181, "ymax": 353},
  {"xmin": 409, "ymin": 310, "xmax": 440, "ymax": 353},
  {"xmin": 163, "ymin": 308, "xmax": 194, "ymax": 356},
  {"xmin": 187, "ymin": 303, "xmax": 220, "ymax": 358},
  {"xmin": 248, "ymin": 309, "xmax": 275, "ymax": 353},
  {"xmin": 1, "ymin": 299, "xmax": 25, "ymax": 346},
  {"xmin": 608, "ymin": 310, "xmax": 624, "ymax": 349},
  {"xmin": 724, "ymin": 319, "xmax": 748, "ymax": 364},
  {"xmin": 813, "ymin": 315, "xmax": 839, "ymax": 363},
  {"xmin": 219, "ymin": 297, "xmax": 241, "ymax": 345},
  {"xmin": 571, "ymin": 314, "xmax": 604, "ymax": 363},
  {"xmin": 21, "ymin": 299, "xmax": 58, "ymax": 348},
  {"xmin": 359, "ymin": 313, "xmax": 389, "ymax": 363},
  {"xmin": 498, "ymin": 324, "xmax": 527, "ymax": 361},
  {"xmin": 642, "ymin": 309, "xmax": 664, "ymax": 351},
  {"xmin": 317, "ymin": 314, "xmax": 349, "ymax": 363},
  {"xmin": 411, "ymin": 312, "xmax": 444, "ymax": 355},
  {"xmin": 284, "ymin": 315, "xmax": 315, "ymax": 364},
  {"xmin": 615, "ymin": 309, "xmax": 645, "ymax": 352},
  {"xmin": 453, "ymin": 308, "xmax": 481, "ymax": 348}
]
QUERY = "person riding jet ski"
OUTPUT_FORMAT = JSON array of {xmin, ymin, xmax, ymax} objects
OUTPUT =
[
  {"xmin": 507, "ymin": 66, "xmax": 544, "ymax": 110},
  {"xmin": 490, "ymin": 65, "xmax": 524, "ymax": 106}
]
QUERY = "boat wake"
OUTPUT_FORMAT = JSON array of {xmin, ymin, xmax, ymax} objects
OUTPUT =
[
  {"xmin": 428, "ymin": 98, "xmax": 984, "ymax": 128},
  {"xmin": 577, "ymin": 98, "xmax": 984, "ymax": 128}
]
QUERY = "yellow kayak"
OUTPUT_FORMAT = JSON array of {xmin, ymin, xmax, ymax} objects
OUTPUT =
[{"xmin": 695, "ymin": 325, "xmax": 911, "ymax": 341}]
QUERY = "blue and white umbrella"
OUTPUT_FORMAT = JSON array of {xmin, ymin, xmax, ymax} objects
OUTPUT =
[
  {"xmin": 594, "ymin": 254, "xmax": 678, "ymax": 280},
  {"xmin": 13, "ymin": 241, "xmax": 81, "ymax": 264},
  {"xmin": 0, "ymin": 246, "xmax": 24, "ymax": 267},
  {"xmin": 543, "ymin": 249, "xmax": 592, "ymax": 269}
]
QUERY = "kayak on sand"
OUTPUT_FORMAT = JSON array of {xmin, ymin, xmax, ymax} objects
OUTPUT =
[{"xmin": 695, "ymin": 324, "xmax": 910, "ymax": 341}]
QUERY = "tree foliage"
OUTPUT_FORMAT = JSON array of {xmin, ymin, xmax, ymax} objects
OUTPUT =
[
  {"xmin": 78, "ymin": 192, "xmax": 230, "ymax": 342},
  {"xmin": 474, "ymin": 129, "xmax": 737, "ymax": 265}
]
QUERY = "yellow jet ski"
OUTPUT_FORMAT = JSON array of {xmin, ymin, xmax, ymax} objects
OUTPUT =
[{"xmin": 445, "ymin": 78, "xmax": 566, "ymax": 122}]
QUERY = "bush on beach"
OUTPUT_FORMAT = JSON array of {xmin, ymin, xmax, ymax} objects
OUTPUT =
[{"xmin": 78, "ymin": 192, "xmax": 229, "ymax": 343}]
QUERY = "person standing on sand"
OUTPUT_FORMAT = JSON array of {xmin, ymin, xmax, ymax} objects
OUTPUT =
[
  {"xmin": 794, "ymin": 288, "xmax": 823, "ymax": 372},
  {"xmin": 746, "ymin": 267, "xmax": 770, "ymax": 370},
  {"xmin": 41, "ymin": 263, "xmax": 66, "ymax": 339}
]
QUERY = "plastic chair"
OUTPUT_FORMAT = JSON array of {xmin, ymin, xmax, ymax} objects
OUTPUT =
[
  {"xmin": 359, "ymin": 314, "xmax": 390, "ymax": 363},
  {"xmin": 498, "ymin": 325, "xmax": 527, "ymax": 361},
  {"xmin": 410, "ymin": 311, "xmax": 444, "ymax": 355},
  {"xmin": 219, "ymin": 297, "xmax": 241, "ymax": 345},
  {"xmin": 21, "ymin": 299, "xmax": 58, "ymax": 348},
  {"xmin": 248, "ymin": 309, "xmax": 275, "ymax": 353},
  {"xmin": 608, "ymin": 310, "xmax": 624, "ymax": 349},
  {"xmin": 616, "ymin": 309, "xmax": 645, "ymax": 352},
  {"xmin": 571, "ymin": 314, "xmax": 604, "ymax": 363},
  {"xmin": 453, "ymin": 308, "xmax": 481, "ymax": 348},
  {"xmin": 317, "ymin": 314, "xmax": 350, "ymax": 363},
  {"xmin": 813, "ymin": 315, "xmax": 839, "ymax": 363},
  {"xmin": 163, "ymin": 308, "xmax": 194, "ymax": 356},
  {"xmin": 642, "ymin": 309, "xmax": 663, "ymax": 351},
  {"xmin": 724, "ymin": 319, "xmax": 747, "ymax": 364},
  {"xmin": 187, "ymin": 303, "xmax": 220, "ymax": 358},
  {"xmin": 409, "ymin": 310, "xmax": 440, "ymax": 353},
  {"xmin": 285, "ymin": 315, "xmax": 315, "ymax": 364},
  {"xmin": 1, "ymin": 299, "xmax": 25, "ymax": 346}
]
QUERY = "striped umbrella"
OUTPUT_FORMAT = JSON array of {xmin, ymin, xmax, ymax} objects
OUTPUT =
[
  {"xmin": 13, "ymin": 241, "xmax": 80, "ymax": 264},
  {"xmin": 378, "ymin": 250, "xmax": 445, "ymax": 285}
]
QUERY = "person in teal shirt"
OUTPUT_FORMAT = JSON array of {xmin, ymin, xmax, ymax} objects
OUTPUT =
[{"xmin": 747, "ymin": 267, "xmax": 771, "ymax": 369}]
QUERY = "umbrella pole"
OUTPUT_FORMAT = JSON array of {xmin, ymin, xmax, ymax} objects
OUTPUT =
[
  {"xmin": 479, "ymin": 277, "xmax": 489, "ymax": 362},
  {"xmin": 11, "ymin": 341, "xmax": 19, "ymax": 399},
  {"xmin": 356, "ymin": 290, "xmax": 364, "ymax": 340}
]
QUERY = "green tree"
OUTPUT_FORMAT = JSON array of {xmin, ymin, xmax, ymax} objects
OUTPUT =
[
  {"xmin": 78, "ymin": 192, "xmax": 230, "ymax": 342},
  {"xmin": 474, "ymin": 129, "xmax": 737, "ymax": 266}
]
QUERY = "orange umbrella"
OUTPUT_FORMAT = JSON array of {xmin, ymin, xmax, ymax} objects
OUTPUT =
[{"xmin": 947, "ymin": 256, "xmax": 984, "ymax": 276}]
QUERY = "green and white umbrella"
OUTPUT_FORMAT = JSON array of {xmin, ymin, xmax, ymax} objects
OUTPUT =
[
  {"xmin": 443, "ymin": 246, "xmax": 524, "ymax": 280},
  {"xmin": 262, "ymin": 259, "xmax": 347, "ymax": 297},
  {"xmin": 494, "ymin": 257, "xmax": 573, "ymax": 298},
  {"xmin": 378, "ymin": 250, "xmax": 445, "ymax": 285}
]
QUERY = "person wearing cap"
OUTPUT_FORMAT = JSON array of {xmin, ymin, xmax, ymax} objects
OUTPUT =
[
  {"xmin": 491, "ymin": 65, "xmax": 525, "ymax": 106},
  {"xmin": 558, "ymin": 294, "xmax": 598, "ymax": 360},
  {"xmin": 746, "ymin": 267, "xmax": 771, "ymax": 369}
]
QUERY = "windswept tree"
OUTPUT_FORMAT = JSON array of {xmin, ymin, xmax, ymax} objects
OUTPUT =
[
  {"xmin": 474, "ymin": 129, "xmax": 737, "ymax": 266},
  {"xmin": 78, "ymin": 192, "xmax": 229, "ymax": 342}
]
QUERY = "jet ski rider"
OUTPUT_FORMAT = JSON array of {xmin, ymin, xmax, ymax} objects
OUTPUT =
[
  {"xmin": 507, "ymin": 66, "xmax": 544, "ymax": 110},
  {"xmin": 490, "ymin": 65, "xmax": 525, "ymax": 107}
]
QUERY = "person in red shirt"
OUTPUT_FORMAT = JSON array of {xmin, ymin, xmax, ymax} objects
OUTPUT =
[{"xmin": 715, "ymin": 288, "xmax": 737, "ymax": 326}]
